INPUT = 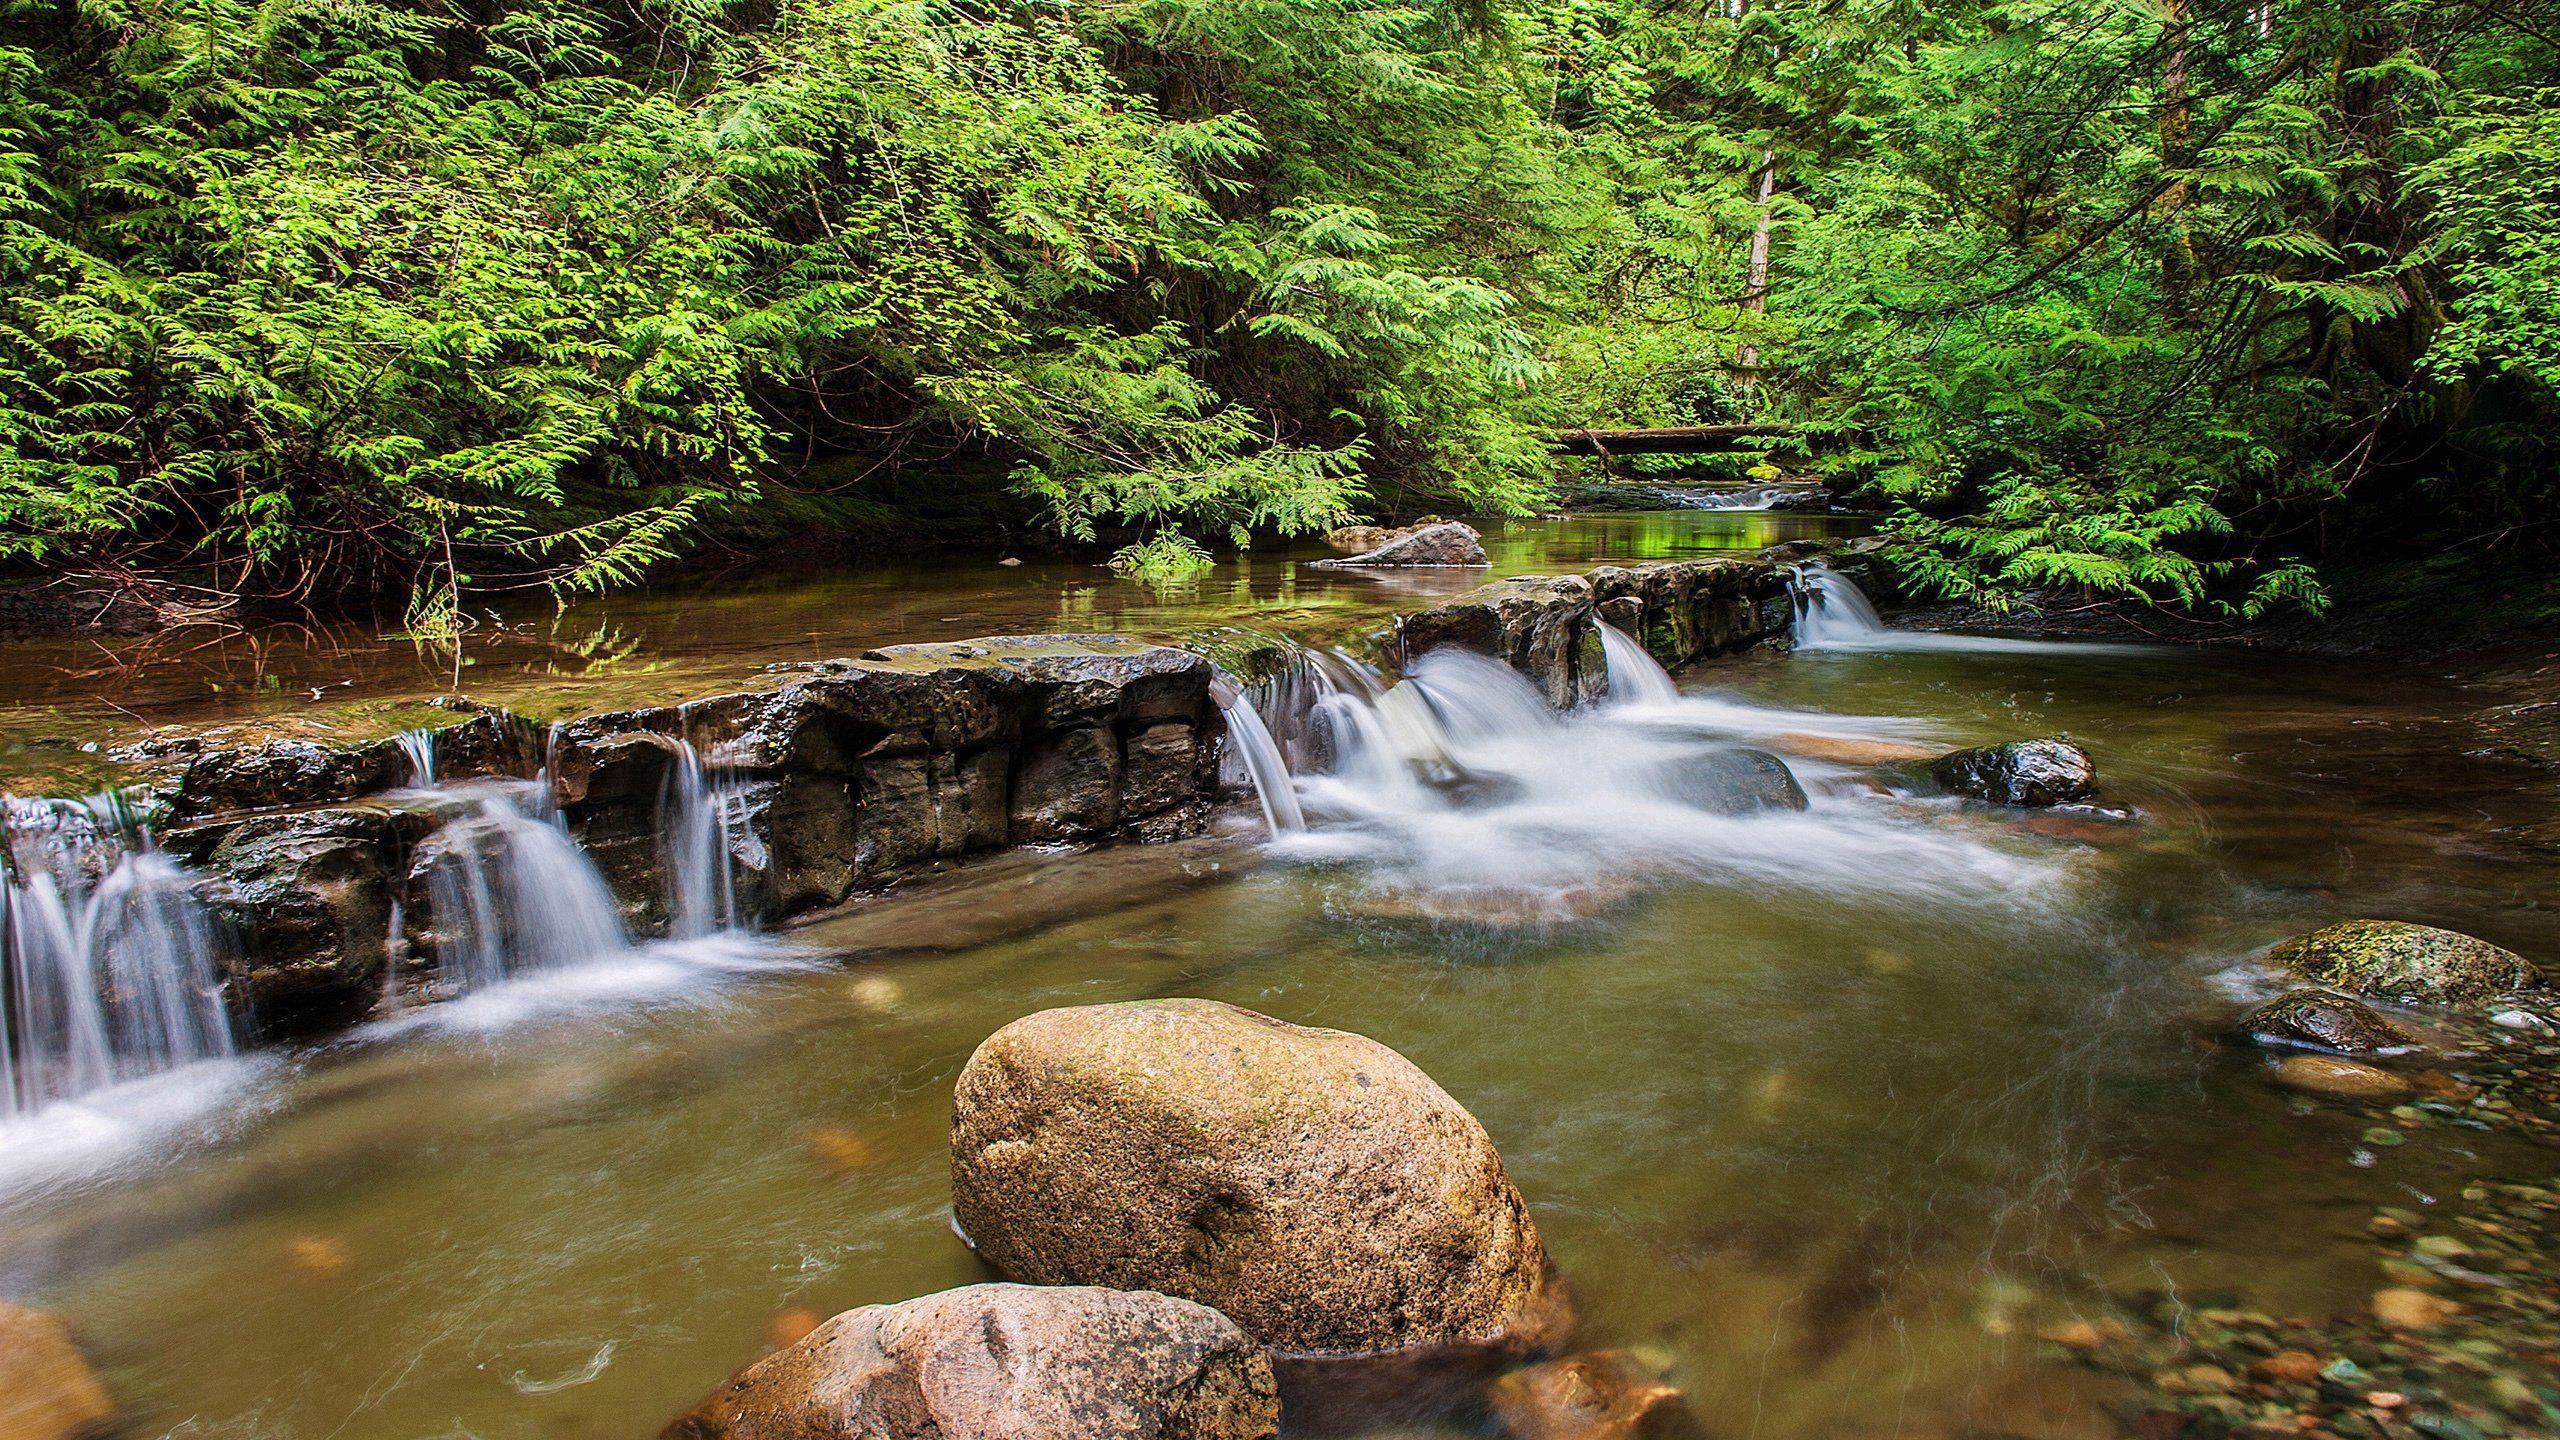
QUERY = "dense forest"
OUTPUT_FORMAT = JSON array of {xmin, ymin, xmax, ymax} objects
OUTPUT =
[{"xmin": 4, "ymin": 0, "xmax": 2556, "ymax": 624}]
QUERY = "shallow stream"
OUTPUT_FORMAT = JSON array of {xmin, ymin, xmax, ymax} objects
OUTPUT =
[{"xmin": 1, "ymin": 518, "xmax": 2555, "ymax": 1440}]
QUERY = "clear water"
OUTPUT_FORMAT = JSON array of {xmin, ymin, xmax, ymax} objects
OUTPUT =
[
  {"xmin": 0, "ymin": 512, "xmax": 1848, "ymax": 794},
  {"xmin": 0, "ymin": 547, "xmax": 2553, "ymax": 1440}
]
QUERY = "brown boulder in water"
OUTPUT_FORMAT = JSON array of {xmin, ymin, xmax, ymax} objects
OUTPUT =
[
  {"xmin": 1764, "ymin": 732, "xmax": 1941, "ymax": 766},
  {"xmin": 2237, "ymin": 989, "xmax": 2409, "ymax": 1055},
  {"xmin": 2269, "ymin": 920, "xmax": 2542, "ymax": 1008},
  {"xmin": 665, "ymin": 1284, "xmax": 1277, "ymax": 1440},
  {"xmin": 949, "ymin": 998, "xmax": 1562, "ymax": 1360},
  {"xmin": 2267, "ymin": 1054, "xmax": 2414, "ymax": 1103},
  {"xmin": 1488, "ymin": 1351, "xmax": 1707, "ymax": 1440},
  {"xmin": 0, "ymin": 1302, "xmax": 116, "ymax": 1440},
  {"xmin": 1311, "ymin": 522, "xmax": 1491, "ymax": 569}
]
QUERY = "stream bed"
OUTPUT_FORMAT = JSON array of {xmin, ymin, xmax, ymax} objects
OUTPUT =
[{"xmin": 1, "ymin": 521, "xmax": 2556, "ymax": 1440}]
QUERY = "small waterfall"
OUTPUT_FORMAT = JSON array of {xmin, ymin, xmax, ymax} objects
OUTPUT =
[
  {"xmin": 660, "ymin": 738, "xmax": 746, "ymax": 938},
  {"xmin": 2, "ymin": 799, "xmax": 235, "ymax": 1120},
  {"xmin": 1241, "ymin": 635, "xmax": 2068, "ymax": 923},
  {"xmin": 1596, "ymin": 621, "xmax": 1681, "ymax": 707},
  {"xmin": 1211, "ymin": 679, "xmax": 1306, "ymax": 836},
  {"xmin": 394, "ymin": 729, "xmax": 438, "ymax": 787},
  {"xmin": 416, "ymin": 780, "xmax": 630, "ymax": 995},
  {"xmin": 1658, "ymin": 484, "xmax": 1786, "ymax": 511},
  {"xmin": 1788, "ymin": 562, "xmax": 1887, "ymax": 649}
]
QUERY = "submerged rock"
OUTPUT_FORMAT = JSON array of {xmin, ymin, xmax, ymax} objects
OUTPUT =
[
  {"xmin": 1928, "ymin": 739, "xmax": 2097, "ymax": 807},
  {"xmin": 949, "ymin": 998, "xmax": 1562, "ymax": 1360},
  {"xmin": 1487, "ymin": 1351, "xmax": 1707, "ymax": 1440},
  {"xmin": 2270, "ymin": 920, "xmax": 2542, "ymax": 1008},
  {"xmin": 2268, "ymin": 1054, "xmax": 2415, "ymax": 1103},
  {"xmin": 665, "ymin": 1284, "xmax": 1277, "ymax": 1440},
  {"xmin": 1311, "ymin": 522, "xmax": 1489, "ymax": 569},
  {"xmin": 1667, "ymin": 747, "xmax": 1809, "ymax": 814},
  {"xmin": 2238, "ymin": 989, "xmax": 2410, "ymax": 1055},
  {"xmin": 1763, "ymin": 732, "xmax": 1940, "ymax": 766},
  {"xmin": 0, "ymin": 1302, "xmax": 116, "ymax": 1440}
]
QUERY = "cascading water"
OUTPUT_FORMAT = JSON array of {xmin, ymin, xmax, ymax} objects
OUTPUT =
[
  {"xmin": 1787, "ymin": 561, "xmax": 1888, "ymax": 649},
  {"xmin": 1211, "ymin": 678, "xmax": 1305, "ymax": 836},
  {"xmin": 660, "ymin": 737, "xmax": 749, "ymax": 938},
  {"xmin": 395, "ymin": 728, "xmax": 438, "ymax": 787},
  {"xmin": 1784, "ymin": 561, "xmax": 2142, "ymax": 656},
  {"xmin": 1596, "ymin": 621, "xmax": 1682, "ymax": 707},
  {"xmin": 416, "ymin": 778, "xmax": 631, "ymax": 995},
  {"xmin": 1, "ymin": 798, "xmax": 235, "ymax": 1122},
  {"xmin": 1234, "ymin": 638, "xmax": 2067, "ymax": 925}
]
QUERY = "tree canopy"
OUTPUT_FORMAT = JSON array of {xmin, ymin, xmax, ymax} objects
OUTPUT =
[{"xmin": 5, "ymin": 0, "xmax": 2555, "ymax": 617}]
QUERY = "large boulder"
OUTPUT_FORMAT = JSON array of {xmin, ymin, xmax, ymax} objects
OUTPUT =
[
  {"xmin": 949, "ymin": 999, "xmax": 1561, "ymax": 1360},
  {"xmin": 2237, "ymin": 989, "xmax": 2409, "ymax": 1055},
  {"xmin": 1311, "ymin": 522, "xmax": 1489, "ymax": 569},
  {"xmin": 1928, "ymin": 739, "xmax": 2096, "ymax": 807},
  {"xmin": 0, "ymin": 1302, "xmax": 115, "ymax": 1440},
  {"xmin": 2270, "ymin": 920, "xmax": 2541, "ymax": 1008},
  {"xmin": 665, "ymin": 1284, "xmax": 1277, "ymax": 1440}
]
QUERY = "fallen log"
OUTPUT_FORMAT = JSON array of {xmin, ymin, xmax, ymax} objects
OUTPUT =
[{"xmin": 1550, "ymin": 424, "xmax": 1796, "ymax": 455}]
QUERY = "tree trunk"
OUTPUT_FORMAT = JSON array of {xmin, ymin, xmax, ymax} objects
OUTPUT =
[
  {"xmin": 2157, "ymin": 0, "xmax": 2200, "ymax": 305},
  {"xmin": 1738, "ymin": 148, "xmax": 1777, "ymax": 377}
]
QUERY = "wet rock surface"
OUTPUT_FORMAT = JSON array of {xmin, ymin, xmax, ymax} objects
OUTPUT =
[
  {"xmin": 1401, "ymin": 575, "xmax": 1607, "ymax": 709},
  {"xmin": 948, "ymin": 998, "xmax": 1562, "ymax": 1359},
  {"xmin": 1311, "ymin": 522, "xmax": 1490, "ymax": 569},
  {"xmin": 1929, "ymin": 738, "xmax": 2098, "ymax": 807},
  {"xmin": 2271, "ymin": 921, "xmax": 2543, "ymax": 1008},
  {"xmin": 187, "ymin": 806, "xmax": 411, "ymax": 1032},
  {"xmin": 664, "ymin": 1283, "xmax": 1278, "ymax": 1440},
  {"xmin": 0, "ymin": 1301, "xmax": 116, "ymax": 1440},
  {"xmin": 2267, "ymin": 1054, "xmax": 2416, "ymax": 1103},
  {"xmin": 1668, "ymin": 747, "xmax": 1809, "ymax": 814},
  {"xmin": 1487, "ymin": 1350, "xmax": 1708, "ymax": 1440},
  {"xmin": 2240, "ymin": 990, "xmax": 2412, "ymax": 1056}
]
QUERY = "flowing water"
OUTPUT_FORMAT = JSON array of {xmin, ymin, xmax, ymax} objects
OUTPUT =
[{"xmin": 0, "ymin": 532, "xmax": 2554, "ymax": 1440}]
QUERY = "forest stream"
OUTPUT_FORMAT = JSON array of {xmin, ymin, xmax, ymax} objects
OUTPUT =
[{"xmin": 0, "ymin": 514, "xmax": 2555, "ymax": 1440}]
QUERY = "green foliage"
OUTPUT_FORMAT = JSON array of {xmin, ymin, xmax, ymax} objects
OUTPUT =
[{"xmin": 6, "ymin": 0, "xmax": 2557, "ymax": 612}]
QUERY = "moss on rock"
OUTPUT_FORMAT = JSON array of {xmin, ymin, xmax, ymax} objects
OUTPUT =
[{"xmin": 2270, "ymin": 920, "xmax": 2541, "ymax": 1008}]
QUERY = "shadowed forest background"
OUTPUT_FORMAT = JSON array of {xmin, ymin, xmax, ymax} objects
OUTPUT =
[{"xmin": 5, "ymin": 0, "xmax": 2556, "ymax": 627}]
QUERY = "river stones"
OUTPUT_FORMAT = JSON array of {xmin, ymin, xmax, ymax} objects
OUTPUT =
[
  {"xmin": 1666, "ymin": 747, "xmax": 1808, "ymax": 814},
  {"xmin": 1311, "ymin": 522, "xmax": 1489, "ymax": 569},
  {"xmin": 0, "ymin": 1302, "xmax": 116, "ymax": 1440},
  {"xmin": 1927, "ymin": 739, "xmax": 2097, "ymax": 807},
  {"xmin": 2270, "ymin": 920, "xmax": 2541, "ymax": 1007},
  {"xmin": 949, "ymin": 998, "xmax": 1561, "ymax": 1360},
  {"xmin": 665, "ymin": 1284, "xmax": 1277, "ymax": 1440},
  {"xmin": 1487, "ymin": 1351, "xmax": 1706, "ymax": 1440},
  {"xmin": 2238, "ymin": 989, "xmax": 2410, "ymax": 1055},
  {"xmin": 2268, "ymin": 1055, "xmax": 2415, "ymax": 1103}
]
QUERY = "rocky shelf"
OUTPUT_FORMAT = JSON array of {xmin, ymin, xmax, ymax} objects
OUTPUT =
[{"xmin": 19, "ymin": 539, "xmax": 1873, "ymax": 1043}]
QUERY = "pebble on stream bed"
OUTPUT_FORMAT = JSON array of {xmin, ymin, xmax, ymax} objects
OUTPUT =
[{"xmin": 2046, "ymin": 1010, "xmax": 2560, "ymax": 1440}]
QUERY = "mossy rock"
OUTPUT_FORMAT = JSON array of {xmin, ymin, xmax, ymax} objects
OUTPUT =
[{"xmin": 2270, "ymin": 920, "xmax": 2541, "ymax": 1008}]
